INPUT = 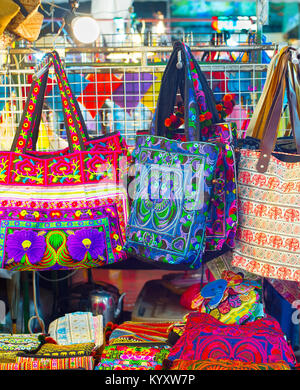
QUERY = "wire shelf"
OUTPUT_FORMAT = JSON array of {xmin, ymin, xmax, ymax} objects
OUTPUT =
[{"xmin": 0, "ymin": 47, "xmax": 288, "ymax": 151}]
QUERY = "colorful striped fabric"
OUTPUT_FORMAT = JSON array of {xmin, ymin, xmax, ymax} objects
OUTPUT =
[{"xmin": 108, "ymin": 321, "xmax": 174, "ymax": 345}]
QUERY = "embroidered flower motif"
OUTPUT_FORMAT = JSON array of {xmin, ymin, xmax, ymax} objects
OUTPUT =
[
  {"xmin": 33, "ymin": 211, "xmax": 40, "ymax": 220},
  {"xmin": 19, "ymin": 210, "xmax": 28, "ymax": 219},
  {"xmin": 6, "ymin": 230, "xmax": 46, "ymax": 264},
  {"xmin": 67, "ymin": 228, "xmax": 105, "ymax": 261},
  {"xmin": 74, "ymin": 210, "xmax": 82, "ymax": 219},
  {"xmin": 49, "ymin": 211, "xmax": 62, "ymax": 219},
  {"xmin": 15, "ymin": 159, "xmax": 37, "ymax": 176},
  {"xmin": 51, "ymin": 160, "xmax": 73, "ymax": 176}
]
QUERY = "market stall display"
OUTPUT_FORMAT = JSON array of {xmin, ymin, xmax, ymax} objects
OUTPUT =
[{"xmin": 0, "ymin": 2, "xmax": 299, "ymax": 371}]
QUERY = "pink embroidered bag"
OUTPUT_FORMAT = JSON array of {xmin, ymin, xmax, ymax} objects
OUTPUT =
[{"xmin": 0, "ymin": 51, "xmax": 128, "ymax": 271}]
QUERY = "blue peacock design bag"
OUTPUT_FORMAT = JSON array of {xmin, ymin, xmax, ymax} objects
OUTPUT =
[{"xmin": 125, "ymin": 42, "xmax": 220, "ymax": 269}]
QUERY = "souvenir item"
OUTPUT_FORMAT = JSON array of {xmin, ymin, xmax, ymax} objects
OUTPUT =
[
  {"xmin": 232, "ymin": 47, "xmax": 300, "ymax": 281},
  {"xmin": 166, "ymin": 312, "xmax": 296, "ymax": 366},
  {"xmin": 125, "ymin": 41, "xmax": 219, "ymax": 269},
  {"xmin": 0, "ymin": 51, "xmax": 128, "ymax": 271},
  {"xmin": 48, "ymin": 312, "xmax": 103, "ymax": 347},
  {"xmin": 181, "ymin": 271, "xmax": 264, "ymax": 325}
]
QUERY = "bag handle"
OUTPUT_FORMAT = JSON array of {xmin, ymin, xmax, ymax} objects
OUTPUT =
[
  {"xmin": 184, "ymin": 44, "xmax": 220, "ymax": 125},
  {"xmin": 256, "ymin": 48, "xmax": 299, "ymax": 172},
  {"xmin": 150, "ymin": 41, "xmax": 201, "ymax": 141},
  {"xmin": 286, "ymin": 60, "xmax": 300, "ymax": 153},
  {"xmin": 29, "ymin": 50, "xmax": 89, "ymax": 150},
  {"xmin": 33, "ymin": 51, "xmax": 90, "ymax": 143},
  {"xmin": 11, "ymin": 51, "xmax": 86, "ymax": 153},
  {"xmin": 245, "ymin": 48, "xmax": 281, "ymax": 138}
]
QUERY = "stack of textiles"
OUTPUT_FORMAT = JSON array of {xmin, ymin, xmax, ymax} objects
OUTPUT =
[
  {"xmin": 0, "ymin": 312, "xmax": 102, "ymax": 370},
  {"xmin": 14, "ymin": 341, "xmax": 96, "ymax": 370},
  {"xmin": 95, "ymin": 321, "xmax": 173, "ymax": 370},
  {"xmin": 163, "ymin": 312, "xmax": 296, "ymax": 370},
  {"xmin": 0, "ymin": 333, "xmax": 42, "ymax": 366}
]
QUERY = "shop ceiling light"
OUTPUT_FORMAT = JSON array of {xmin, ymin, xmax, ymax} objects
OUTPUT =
[{"xmin": 71, "ymin": 16, "xmax": 100, "ymax": 44}]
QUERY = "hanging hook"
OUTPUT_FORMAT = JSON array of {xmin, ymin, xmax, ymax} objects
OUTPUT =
[{"xmin": 176, "ymin": 50, "xmax": 183, "ymax": 69}]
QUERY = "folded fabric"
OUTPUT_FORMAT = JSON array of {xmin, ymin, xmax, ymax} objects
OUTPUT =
[
  {"xmin": 95, "ymin": 359, "xmax": 156, "ymax": 370},
  {"xmin": 180, "ymin": 270, "xmax": 264, "ymax": 325},
  {"xmin": 0, "ymin": 351, "xmax": 19, "ymax": 363},
  {"xmin": 0, "ymin": 333, "xmax": 42, "ymax": 352},
  {"xmin": 166, "ymin": 312, "xmax": 296, "ymax": 366},
  {"xmin": 108, "ymin": 321, "xmax": 174, "ymax": 345},
  {"xmin": 165, "ymin": 358, "xmax": 291, "ymax": 370},
  {"xmin": 17, "ymin": 341, "xmax": 95, "ymax": 358},
  {"xmin": 95, "ymin": 344, "xmax": 170, "ymax": 370},
  {"xmin": 0, "ymin": 356, "xmax": 94, "ymax": 370},
  {"xmin": 101, "ymin": 344, "xmax": 170, "ymax": 362},
  {"xmin": 48, "ymin": 312, "xmax": 103, "ymax": 347}
]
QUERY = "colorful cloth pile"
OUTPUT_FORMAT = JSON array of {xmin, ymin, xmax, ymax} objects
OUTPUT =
[
  {"xmin": 180, "ymin": 271, "xmax": 264, "ymax": 325},
  {"xmin": 0, "ymin": 312, "xmax": 102, "ymax": 370},
  {"xmin": 95, "ymin": 321, "xmax": 173, "ymax": 370},
  {"xmin": 164, "ymin": 312, "xmax": 296, "ymax": 368}
]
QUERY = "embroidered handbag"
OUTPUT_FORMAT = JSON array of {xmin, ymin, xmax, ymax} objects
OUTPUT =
[
  {"xmin": 166, "ymin": 312, "xmax": 296, "ymax": 366},
  {"xmin": 232, "ymin": 47, "xmax": 300, "ymax": 281},
  {"xmin": 153, "ymin": 43, "xmax": 238, "ymax": 257},
  {"xmin": 0, "ymin": 51, "xmax": 128, "ymax": 271},
  {"xmin": 180, "ymin": 270, "xmax": 264, "ymax": 325},
  {"xmin": 125, "ymin": 41, "xmax": 220, "ymax": 269},
  {"xmin": 184, "ymin": 45, "xmax": 238, "ymax": 254}
]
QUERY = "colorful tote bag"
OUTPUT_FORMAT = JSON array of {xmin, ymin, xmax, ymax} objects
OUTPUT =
[
  {"xmin": 125, "ymin": 41, "xmax": 220, "ymax": 269},
  {"xmin": 232, "ymin": 47, "xmax": 300, "ymax": 281},
  {"xmin": 172, "ymin": 44, "xmax": 238, "ymax": 254},
  {"xmin": 0, "ymin": 51, "xmax": 128, "ymax": 271},
  {"xmin": 156, "ymin": 44, "xmax": 238, "ymax": 257},
  {"xmin": 166, "ymin": 312, "xmax": 296, "ymax": 366}
]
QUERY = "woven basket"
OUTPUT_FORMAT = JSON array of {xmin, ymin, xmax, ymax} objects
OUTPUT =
[
  {"xmin": 0, "ymin": 0, "xmax": 20, "ymax": 36},
  {"xmin": 6, "ymin": 0, "xmax": 43, "ymax": 42}
]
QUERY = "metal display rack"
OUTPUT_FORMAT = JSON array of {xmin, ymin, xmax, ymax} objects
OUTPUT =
[{"xmin": 0, "ymin": 43, "xmax": 281, "ymax": 150}]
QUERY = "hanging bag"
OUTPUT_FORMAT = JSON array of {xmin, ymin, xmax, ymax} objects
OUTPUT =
[
  {"xmin": 0, "ymin": 51, "xmax": 128, "ymax": 271},
  {"xmin": 125, "ymin": 41, "xmax": 220, "ymax": 269},
  {"xmin": 181, "ymin": 45, "xmax": 238, "ymax": 254},
  {"xmin": 152, "ymin": 43, "xmax": 238, "ymax": 258},
  {"xmin": 232, "ymin": 47, "xmax": 300, "ymax": 281}
]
